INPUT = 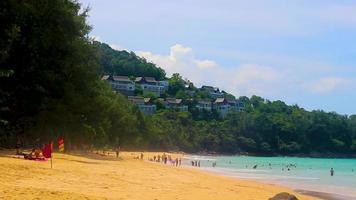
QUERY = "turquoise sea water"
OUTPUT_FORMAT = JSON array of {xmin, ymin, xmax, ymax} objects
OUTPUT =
[{"xmin": 183, "ymin": 156, "xmax": 356, "ymax": 198}]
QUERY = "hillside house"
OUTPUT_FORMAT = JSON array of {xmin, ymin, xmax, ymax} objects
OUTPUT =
[
  {"xmin": 196, "ymin": 100, "xmax": 212, "ymax": 111},
  {"xmin": 201, "ymin": 85, "xmax": 224, "ymax": 99},
  {"xmin": 128, "ymin": 96, "xmax": 156, "ymax": 115},
  {"xmin": 135, "ymin": 77, "xmax": 167, "ymax": 96},
  {"xmin": 165, "ymin": 98, "xmax": 188, "ymax": 112},
  {"xmin": 213, "ymin": 98, "xmax": 244, "ymax": 117},
  {"xmin": 102, "ymin": 75, "xmax": 135, "ymax": 96}
]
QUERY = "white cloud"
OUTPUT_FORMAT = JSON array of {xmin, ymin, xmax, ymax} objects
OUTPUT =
[
  {"xmin": 91, "ymin": 35, "xmax": 102, "ymax": 42},
  {"xmin": 233, "ymin": 64, "xmax": 280, "ymax": 85},
  {"xmin": 195, "ymin": 60, "xmax": 217, "ymax": 69},
  {"xmin": 135, "ymin": 44, "xmax": 355, "ymax": 101},
  {"xmin": 231, "ymin": 64, "xmax": 282, "ymax": 95},
  {"xmin": 137, "ymin": 44, "xmax": 283, "ymax": 97},
  {"xmin": 137, "ymin": 44, "xmax": 218, "ymax": 86},
  {"xmin": 109, "ymin": 44, "xmax": 125, "ymax": 51},
  {"xmin": 307, "ymin": 77, "xmax": 352, "ymax": 94}
]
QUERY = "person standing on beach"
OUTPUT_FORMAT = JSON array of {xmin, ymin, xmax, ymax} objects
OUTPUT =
[
  {"xmin": 212, "ymin": 161, "xmax": 216, "ymax": 167},
  {"xmin": 140, "ymin": 152, "xmax": 144, "ymax": 160},
  {"xmin": 16, "ymin": 136, "xmax": 22, "ymax": 155},
  {"xmin": 115, "ymin": 146, "xmax": 120, "ymax": 158},
  {"xmin": 330, "ymin": 168, "xmax": 334, "ymax": 176}
]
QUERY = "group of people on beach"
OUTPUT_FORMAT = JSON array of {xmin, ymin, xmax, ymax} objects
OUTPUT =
[
  {"xmin": 191, "ymin": 160, "xmax": 217, "ymax": 167},
  {"xmin": 191, "ymin": 160, "xmax": 200, "ymax": 167},
  {"xmin": 246, "ymin": 162, "xmax": 337, "ymax": 177},
  {"xmin": 282, "ymin": 163, "xmax": 297, "ymax": 171},
  {"xmin": 149, "ymin": 153, "xmax": 182, "ymax": 167},
  {"xmin": 15, "ymin": 137, "xmax": 49, "ymax": 161}
]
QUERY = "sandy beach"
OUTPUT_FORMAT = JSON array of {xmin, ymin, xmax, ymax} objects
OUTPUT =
[{"xmin": 0, "ymin": 150, "xmax": 317, "ymax": 200}]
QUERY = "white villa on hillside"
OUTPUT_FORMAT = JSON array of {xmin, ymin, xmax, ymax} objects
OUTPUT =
[
  {"xmin": 128, "ymin": 96, "xmax": 156, "ymax": 115},
  {"xmin": 102, "ymin": 75, "xmax": 135, "ymax": 96},
  {"xmin": 196, "ymin": 100, "xmax": 212, "ymax": 111},
  {"xmin": 201, "ymin": 85, "xmax": 224, "ymax": 99},
  {"xmin": 165, "ymin": 98, "xmax": 188, "ymax": 112},
  {"xmin": 213, "ymin": 98, "xmax": 244, "ymax": 117},
  {"xmin": 135, "ymin": 77, "xmax": 167, "ymax": 96}
]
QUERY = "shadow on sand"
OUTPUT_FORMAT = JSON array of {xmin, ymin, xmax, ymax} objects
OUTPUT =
[{"xmin": 64, "ymin": 151, "xmax": 123, "ymax": 162}]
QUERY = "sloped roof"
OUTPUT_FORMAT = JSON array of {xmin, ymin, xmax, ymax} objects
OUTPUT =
[
  {"xmin": 135, "ymin": 77, "xmax": 157, "ymax": 84},
  {"xmin": 166, "ymin": 98, "xmax": 183, "ymax": 104},
  {"xmin": 135, "ymin": 77, "xmax": 144, "ymax": 82},
  {"xmin": 112, "ymin": 76, "xmax": 131, "ymax": 82},
  {"xmin": 201, "ymin": 85, "xmax": 214, "ymax": 90},
  {"xmin": 201, "ymin": 85, "xmax": 220, "ymax": 92},
  {"xmin": 198, "ymin": 100, "xmax": 212, "ymax": 105},
  {"xmin": 144, "ymin": 98, "xmax": 153, "ymax": 103},
  {"xmin": 128, "ymin": 96, "xmax": 144, "ymax": 104},
  {"xmin": 101, "ymin": 75, "xmax": 110, "ymax": 80},
  {"xmin": 144, "ymin": 77, "xmax": 157, "ymax": 83},
  {"xmin": 214, "ymin": 98, "xmax": 227, "ymax": 104}
]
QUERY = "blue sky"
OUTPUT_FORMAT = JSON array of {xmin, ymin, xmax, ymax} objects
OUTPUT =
[{"xmin": 80, "ymin": 0, "xmax": 356, "ymax": 115}]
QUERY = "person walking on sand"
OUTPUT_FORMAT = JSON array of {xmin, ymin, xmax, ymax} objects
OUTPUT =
[
  {"xmin": 178, "ymin": 158, "xmax": 181, "ymax": 166},
  {"xmin": 140, "ymin": 152, "xmax": 144, "ymax": 160},
  {"xmin": 330, "ymin": 168, "xmax": 334, "ymax": 176},
  {"xmin": 16, "ymin": 136, "xmax": 22, "ymax": 155},
  {"xmin": 115, "ymin": 146, "xmax": 120, "ymax": 158}
]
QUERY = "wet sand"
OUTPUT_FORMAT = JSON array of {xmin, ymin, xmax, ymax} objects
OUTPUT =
[{"xmin": 296, "ymin": 190, "xmax": 353, "ymax": 200}]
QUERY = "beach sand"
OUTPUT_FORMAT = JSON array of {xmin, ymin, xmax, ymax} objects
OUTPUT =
[{"xmin": 0, "ymin": 150, "xmax": 318, "ymax": 200}]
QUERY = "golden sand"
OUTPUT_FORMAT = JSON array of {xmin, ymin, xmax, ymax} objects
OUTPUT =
[{"xmin": 0, "ymin": 150, "xmax": 317, "ymax": 200}]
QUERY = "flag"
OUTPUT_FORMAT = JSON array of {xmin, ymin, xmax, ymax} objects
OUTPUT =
[
  {"xmin": 58, "ymin": 137, "xmax": 64, "ymax": 152},
  {"xmin": 42, "ymin": 142, "xmax": 53, "ymax": 158}
]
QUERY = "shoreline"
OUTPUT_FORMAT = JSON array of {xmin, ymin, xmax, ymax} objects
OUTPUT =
[
  {"xmin": 0, "ymin": 150, "xmax": 317, "ymax": 200},
  {"xmin": 196, "ymin": 167, "xmax": 353, "ymax": 200},
  {"xmin": 296, "ymin": 190, "xmax": 354, "ymax": 200},
  {"xmin": 183, "ymin": 154, "xmax": 355, "ymax": 200}
]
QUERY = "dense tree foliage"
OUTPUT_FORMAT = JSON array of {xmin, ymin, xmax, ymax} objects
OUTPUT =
[
  {"xmin": 147, "ymin": 100, "xmax": 356, "ymax": 155},
  {"xmin": 1, "ymin": 0, "xmax": 355, "ymax": 156},
  {"xmin": 94, "ymin": 41, "xmax": 166, "ymax": 80},
  {"xmin": 0, "ymin": 0, "xmax": 147, "ymax": 149}
]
